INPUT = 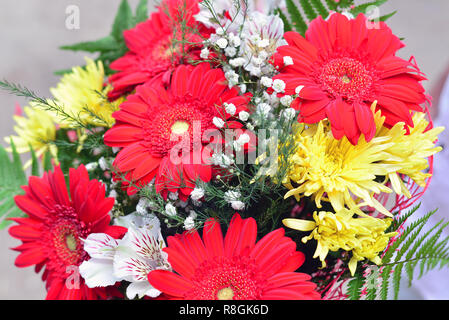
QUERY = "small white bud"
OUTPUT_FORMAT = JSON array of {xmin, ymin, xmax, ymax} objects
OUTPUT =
[
  {"xmin": 260, "ymin": 76, "xmax": 273, "ymax": 87},
  {"xmin": 224, "ymin": 103, "xmax": 236, "ymax": 116},
  {"xmin": 272, "ymin": 79, "xmax": 286, "ymax": 93},
  {"xmin": 280, "ymin": 95, "xmax": 293, "ymax": 106},
  {"xmin": 190, "ymin": 187, "xmax": 205, "ymax": 201},
  {"xmin": 165, "ymin": 203, "xmax": 177, "ymax": 217},
  {"xmin": 216, "ymin": 37, "xmax": 228, "ymax": 49},
  {"xmin": 295, "ymin": 85, "xmax": 304, "ymax": 95},
  {"xmin": 238, "ymin": 111, "xmax": 250, "ymax": 122},
  {"xmin": 200, "ymin": 47, "xmax": 210, "ymax": 59},
  {"xmin": 213, "ymin": 117, "xmax": 225, "ymax": 128},
  {"xmin": 283, "ymin": 56, "xmax": 294, "ymax": 66}
]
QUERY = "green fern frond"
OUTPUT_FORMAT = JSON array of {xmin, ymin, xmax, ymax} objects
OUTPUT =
[
  {"xmin": 379, "ymin": 209, "xmax": 449, "ymax": 299},
  {"xmin": 0, "ymin": 141, "xmax": 32, "ymax": 229}
]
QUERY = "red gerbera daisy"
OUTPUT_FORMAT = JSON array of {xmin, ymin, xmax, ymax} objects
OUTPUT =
[
  {"xmin": 148, "ymin": 213, "xmax": 320, "ymax": 300},
  {"xmin": 104, "ymin": 63, "xmax": 252, "ymax": 200},
  {"xmin": 108, "ymin": 0, "xmax": 208, "ymax": 100},
  {"xmin": 271, "ymin": 13, "xmax": 426, "ymax": 145},
  {"xmin": 9, "ymin": 165, "xmax": 127, "ymax": 300}
]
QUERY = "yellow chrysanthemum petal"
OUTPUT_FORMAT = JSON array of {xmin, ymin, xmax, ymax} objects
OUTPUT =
[
  {"xmin": 49, "ymin": 57, "xmax": 123, "ymax": 127},
  {"xmin": 283, "ymin": 208, "xmax": 397, "ymax": 275},
  {"xmin": 4, "ymin": 105, "xmax": 58, "ymax": 167}
]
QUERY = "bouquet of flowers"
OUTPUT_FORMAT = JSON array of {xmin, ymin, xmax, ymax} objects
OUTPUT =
[{"xmin": 0, "ymin": 0, "xmax": 447, "ymax": 301}]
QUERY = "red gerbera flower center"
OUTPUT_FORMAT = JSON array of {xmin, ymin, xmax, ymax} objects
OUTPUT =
[
  {"xmin": 186, "ymin": 256, "xmax": 265, "ymax": 300},
  {"xmin": 43, "ymin": 204, "xmax": 89, "ymax": 274},
  {"xmin": 143, "ymin": 98, "xmax": 216, "ymax": 157},
  {"xmin": 317, "ymin": 56, "xmax": 377, "ymax": 102}
]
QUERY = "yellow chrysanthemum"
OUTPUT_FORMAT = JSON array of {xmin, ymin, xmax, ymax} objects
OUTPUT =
[
  {"xmin": 5, "ymin": 104, "xmax": 58, "ymax": 167},
  {"xmin": 273, "ymin": 103, "xmax": 443, "ymax": 217},
  {"xmin": 283, "ymin": 209, "xmax": 397, "ymax": 275},
  {"xmin": 50, "ymin": 58, "xmax": 122, "ymax": 127},
  {"xmin": 376, "ymin": 110, "xmax": 444, "ymax": 197},
  {"xmin": 282, "ymin": 120, "xmax": 398, "ymax": 216}
]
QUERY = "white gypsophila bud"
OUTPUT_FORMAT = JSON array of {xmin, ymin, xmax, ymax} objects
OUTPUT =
[
  {"xmin": 237, "ymin": 133, "xmax": 250, "ymax": 145},
  {"xmin": 225, "ymin": 70, "xmax": 239, "ymax": 87},
  {"xmin": 200, "ymin": 47, "xmax": 210, "ymax": 59},
  {"xmin": 252, "ymin": 57, "xmax": 263, "ymax": 65},
  {"xmin": 295, "ymin": 85, "xmax": 305, "ymax": 95},
  {"xmin": 216, "ymin": 37, "xmax": 228, "ymax": 49},
  {"xmin": 258, "ymin": 50, "xmax": 268, "ymax": 60},
  {"xmin": 257, "ymin": 103, "xmax": 272, "ymax": 117},
  {"xmin": 260, "ymin": 76, "xmax": 273, "ymax": 87},
  {"xmin": 98, "ymin": 157, "xmax": 110, "ymax": 171},
  {"xmin": 283, "ymin": 56, "xmax": 294, "ymax": 66},
  {"xmin": 136, "ymin": 197, "xmax": 151, "ymax": 215},
  {"xmin": 225, "ymin": 46, "xmax": 237, "ymax": 57},
  {"xmin": 248, "ymin": 65, "xmax": 262, "ymax": 77},
  {"xmin": 184, "ymin": 216, "xmax": 195, "ymax": 230},
  {"xmin": 215, "ymin": 28, "xmax": 225, "ymax": 35},
  {"xmin": 231, "ymin": 200, "xmax": 245, "ymax": 211},
  {"xmin": 190, "ymin": 187, "xmax": 205, "ymax": 201},
  {"xmin": 189, "ymin": 210, "xmax": 197, "ymax": 219},
  {"xmin": 224, "ymin": 190, "xmax": 241, "ymax": 203},
  {"xmin": 108, "ymin": 190, "xmax": 118, "ymax": 201},
  {"xmin": 246, "ymin": 122, "xmax": 255, "ymax": 130},
  {"xmin": 239, "ymin": 83, "xmax": 247, "ymax": 93},
  {"xmin": 85, "ymin": 162, "xmax": 98, "ymax": 171},
  {"xmin": 213, "ymin": 117, "xmax": 225, "ymax": 128},
  {"xmin": 238, "ymin": 111, "xmax": 250, "ymax": 122},
  {"xmin": 224, "ymin": 103, "xmax": 236, "ymax": 116},
  {"xmin": 112, "ymin": 147, "xmax": 120, "ymax": 154},
  {"xmin": 280, "ymin": 95, "xmax": 293, "ymax": 107},
  {"xmin": 229, "ymin": 33, "xmax": 241, "ymax": 47},
  {"xmin": 229, "ymin": 57, "xmax": 245, "ymax": 67},
  {"xmin": 282, "ymin": 108, "xmax": 297, "ymax": 121},
  {"xmin": 168, "ymin": 191, "xmax": 179, "ymax": 201},
  {"xmin": 165, "ymin": 203, "xmax": 177, "ymax": 217},
  {"xmin": 272, "ymin": 79, "xmax": 286, "ymax": 93}
]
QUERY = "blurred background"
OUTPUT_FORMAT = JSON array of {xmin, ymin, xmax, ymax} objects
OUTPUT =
[{"xmin": 0, "ymin": 0, "xmax": 448, "ymax": 299}]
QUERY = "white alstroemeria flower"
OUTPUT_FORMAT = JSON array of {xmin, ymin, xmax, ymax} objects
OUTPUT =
[
  {"xmin": 241, "ymin": 12, "xmax": 286, "ymax": 76},
  {"xmin": 79, "ymin": 233, "xmax": 121, "ymax": 288},
  {"xmin": 113, "ymin": 225, "xmax": 171, "ymax": 300},
  {"xmin": 114, "ymin": 211, "xmax": 159, "ymax": 230},
  {"xmin": 80, "ymin": 214, "xmax": 170, "ymax": 300}
]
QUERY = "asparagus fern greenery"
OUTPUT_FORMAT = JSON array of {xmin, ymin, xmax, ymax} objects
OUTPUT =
[
  {"xmin": 347, "ymin": 205, "xmax": 449, "ymax": 300},
  {"xmin": 280, "ymin": 0, "xmax": 395, "ymax": 35}
]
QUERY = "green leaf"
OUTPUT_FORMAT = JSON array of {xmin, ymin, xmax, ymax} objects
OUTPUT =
[
  {"xmin": 351, "ymin": 0, "xmax": 388, "ymax": 15},
  {"xmin": 135, "ymin": 0, "xmax": 149, "ymax": 24},
  {"xmin": 43, "ymin": 150, "xmax": 53, "ymax": 172},
  {"xmin": 379, "ymin": 10, "xmax": 397, "ymax": 21},
  {"xmin": 60, "ymin": 35, "xmax": 118, "ymax": 53},
  {"xmin": 112, "ymin": 0, "xmax": 134, "ymax": 41},
  {"xmin": 29, "ymin": 145, "xmax": 40, "ymax": 177},
  {"xmin": 0, "ymin": 144, "xmax": 28, "ymax": 229}
]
